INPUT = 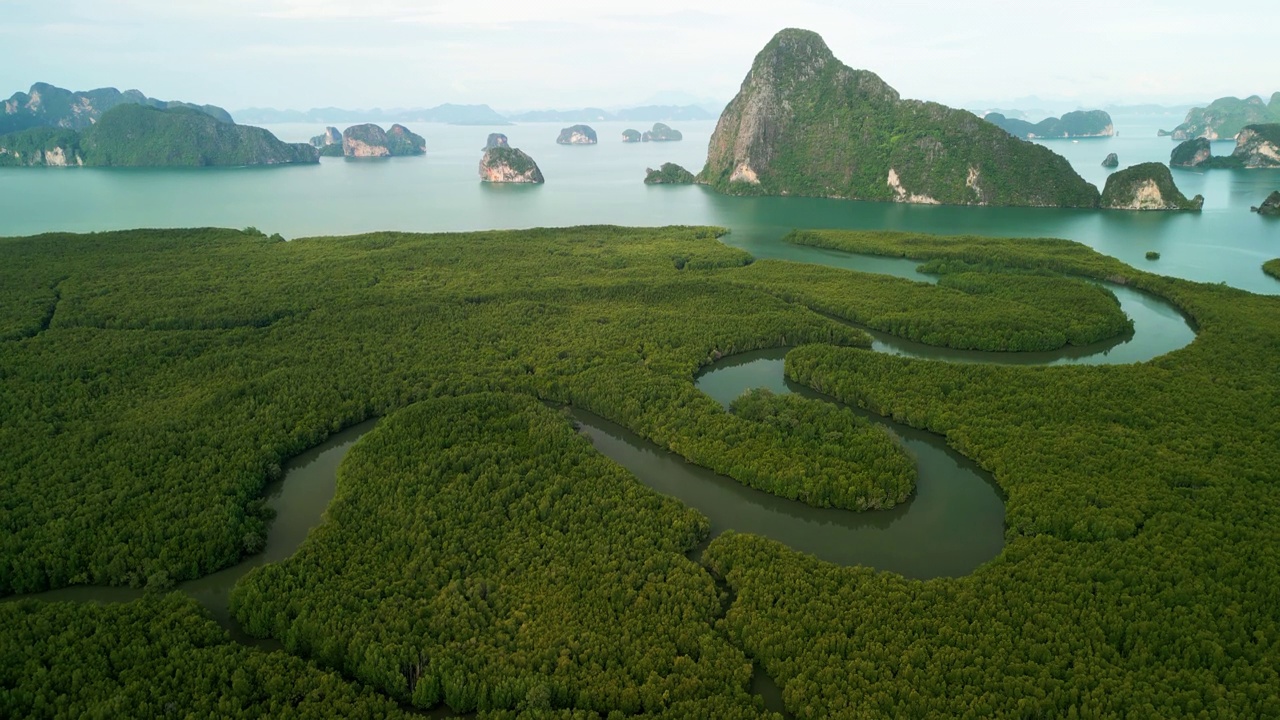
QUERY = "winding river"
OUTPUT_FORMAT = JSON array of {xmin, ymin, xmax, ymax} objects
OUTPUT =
[
  {"xmin": 5, "ymin": 248, "xmax": 1197, "ymax": 698},
  {"xmin": 7, "ymin": 419, "xmax": 378, "ymax": 646}
]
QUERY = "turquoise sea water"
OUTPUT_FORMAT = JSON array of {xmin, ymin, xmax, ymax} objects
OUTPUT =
[{"xmin": 2, "ymin": 116, "xmax": 1276, "ymax": 292}]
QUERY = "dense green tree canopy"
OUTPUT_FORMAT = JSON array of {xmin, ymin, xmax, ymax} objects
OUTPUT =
[
  {"xmin": 0, "ymin": 104, "xmax": 316, "ymax": 167},
  {"xmin": 3, "ymin": 225, "xmax": 1277, "ymax": 717},
  {"xmin": 0, "ymin": 594, "xmax": 410, "ymax": 719}
]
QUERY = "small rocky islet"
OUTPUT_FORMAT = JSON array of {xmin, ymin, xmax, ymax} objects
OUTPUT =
[
  {"xmin": 643, "ymin": 162, "xmax": 695, "ymax": 184},
  {"xmin": 479, "ymin": 133, "xmax": 544, "ymax": 183},
  {"xmin": 1100, "ymin": 162, "xmax": 1203, "ymax": 211},
  {"xmin": 309, "ymin": 123, "xmax": 426, "ymax": 158},
  {"xmin": 1252, "ymin": 190, "xmax": 1280, "ymax": 216},
  {"xmin": 556, "ymin": 124, "xmax": 597, "ymax": 145},
  {"xmin": 1170, "ymin": 125, "xmax": 1280, "ymax": 169}
]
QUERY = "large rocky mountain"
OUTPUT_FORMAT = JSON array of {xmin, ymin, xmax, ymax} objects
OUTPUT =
[
  {"xmin": 1, "ymin": 82, "xmax": 233, "ymax": 135},
  {"xmin": 699, "ymin": 29, "xmax": 1101, "ymax": 208}
]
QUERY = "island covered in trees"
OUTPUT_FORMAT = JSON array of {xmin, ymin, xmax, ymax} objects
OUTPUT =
[
  {"xmin": 698, "ymin": 29, "xmax": 1102, "ymax": 208},
  {"xmin": 0, "ymin": 81, "xmax": 233, "ymax": 134},
  {"xmin": 644, "ymin": 162, "xmax": 695, "ymax": 184},
  {"xmin": 1170, "ymin": 124, "xmax": 1280, "ymax": 169},
  {"xmin": 556, "ymin": 124, "xmax": 597, "ymax": 145},
  {"xmin": 308, "ymin": 123, "xmax": 427, "ymax": 158},
  {"xmin": 0, "ymin": 104, "xmax": 317, "ymax": 167},
  {"xmin": 983, "ymin": 109, "xmax": 1115, "ymax": 139},
  {"xmin": 1101, "ymin": 162, "xmax": 1204, "ymax": 211},
  {"xmin": 1160, "ymin": 92, "xmax": 1280, "ymax": 140},
  {"xmin": 2, "ymin": 223, "xmax": 1278, "ymax": 718}
]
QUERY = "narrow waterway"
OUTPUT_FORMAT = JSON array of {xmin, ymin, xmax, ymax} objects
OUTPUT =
[
  {"xmin": 3, "ymin": 244, "xmax": 1199, "ymax": 717},
  {"xmin": 5, "ymin": 418, "xmax": 378, "ymax": 647}
]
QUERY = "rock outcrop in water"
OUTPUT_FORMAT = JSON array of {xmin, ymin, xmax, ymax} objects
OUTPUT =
[
  {"xmin": 0, "ymin": 104, "xmax": 316, "ymax": 167},
  {"xmin": 482, "ymin": 133, "xmax": 509, "ymax": 150},
  {"xmin": 699, "ymin": 28, "xmax": 1100, "ymax": 208},
  {"xmin": 1161, "ymin": 94, "xmax": 1280, "ymax": 140},
  {"xmin": 642, "ymin": 123, "xmax": 682, "ymax": 142},
  {"xmin": 1252, "ymin": 190, "xmax": 1280, "ymax": 215},
  {"xmin": 341, "ymin": 123, "xmax": 426, "ymax": 157},
  {"xmin": 1168, "ymin": 125, "xmax": 1280, "ymax": 169},
  {"xmin": 985, "ymin": 110, "xmax": 1115, "ymax": 139},
  {"xmin": 556, "ymin": 124, "xmax": 597, "ymax": 145},
  {"xmin": 1100, "ymin": 162, "xmax": 1203, "ymax": 211},
  {"xmin": 1, "ymin": 81, "xmax": 233, "ymax": 135},
  {"xmin": 622, "ymin": 129, "xmax": 642, "ymax": 143},
  {"xmin": 479, "ymin": 145, "xmax": 544, "ymax": 183},
  {"xmin": 1170, "ymin": 138, "xmax": 1212, "ymax": 167},
  {"xmin": 1102, "ymin": 153, "xmax": 1119, "ymax": 168},
  {"xmin": 309, "ymin": 127, "xmax": 344, "ymax": 157},
  {"xmin": 1230, "ymin": 125, "xmax": 1280, "ymax": 168},
  {"xmin": 644, "ymin": 163, "xmax": 695, "ymax": 184}
]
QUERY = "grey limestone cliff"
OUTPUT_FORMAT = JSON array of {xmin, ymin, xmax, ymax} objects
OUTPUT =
[
  {"xmin": 480, "ymin": 145, "xmax": 544, "ymax": 183},
  {"xmin": 699, "ymin": 28, "xmax": 1100, "ymax": 208}
]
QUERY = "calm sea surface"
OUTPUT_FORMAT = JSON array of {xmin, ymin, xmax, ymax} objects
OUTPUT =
[{"xmin": 1, "ymin": 116, "xmax": 1276, "ymax": 292}]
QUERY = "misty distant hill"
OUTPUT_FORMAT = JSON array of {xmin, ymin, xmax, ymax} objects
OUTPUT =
[
  {"xmin": 1104, "ymin": 103, "xmax": 1196, "ymax": 117},
  {"xmin": 237, "ymin": 102, "xmax": 716, "ymax": 125},
  {"xmin": 506, "ymin": 105, "xmax": 716, "ymax": 123},
  {"xmin": 233, "ymin": 104, "xmax": 511, "ymax": 126},
  {"xmin": 2, "ymin": 82, "xmax": 233, "ymax": 135}
]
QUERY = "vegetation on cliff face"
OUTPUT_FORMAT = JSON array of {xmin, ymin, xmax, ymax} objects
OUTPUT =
[
  {"xmin": 0, "ymin": 105, "xmax": 317, "ymax": 167},
  {"xmin": 1101, "ymin": 162, "xmax": 1203, "ymax": 211},
  {"xmin": 1230, "ymin": 124, "xmax": 1280, "ymax": 168},
  {"xmin": 479, "ymin": 146, "xmax": 545, "ymax": 183},
  {"xmin": 84, "ymin": 106, "xmax": 317, "ymax": 166},
  {"xmin": 984, "ymin": 109, "xmax": 1114, "ymax": 138},
  {"xmin": 1169, "ymin": 124, "xmax": 1280, "ymax": 170},
  {"xmin": 1162, "ymin": 93, "xmax": 1280, "ymax": 140},
  {"xmin": 699, "ymin": 28, "xmax": 1100, "ymax": 208},
  {"xmin": 1102, "ymin": 152, "xmax": 1119, "ymax": 168},
  {"xmin": 1255, "ymin": 192, "xmax": 1280, "ymax": 216},
  {"xmin": 556, "ymin": 124, "xmax": 597, "ymax": 145},
  {"xmin": 643, "ymin": 162, "xmax": 695, "ymax": 184},
  {"xmin": 308, "ymin": 126, "xmax": 341, "ymax": 149},
  {"xmin": 1264, "ymin": 258, "xmax": 1280, "ymax": 277},
  {"xmin": 621, "ymin": 128, "xmax": 642, "ymax": 142},
  {"xmin": 0, "ymin": 127, "xmax": 84, "ymax": 166},
  {"xmin": 1, "ymin": 81, "xmax": 233, "ymax": 135},
  {"xmin": 1170, "ymin": 137, "xmax": 1212, "ymax": 167},
  {"xmin": 642, "ymin": 122, "xmax": 682, "ymax": 142},
  {"xmin": 341, "ymin": 123, "xmax": 426, "ymax": 157}
]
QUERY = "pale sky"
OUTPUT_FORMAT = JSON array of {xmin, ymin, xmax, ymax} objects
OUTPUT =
[{"xmin": 2, "ymin": 0, "xmax": 1275, "ymax": 113}]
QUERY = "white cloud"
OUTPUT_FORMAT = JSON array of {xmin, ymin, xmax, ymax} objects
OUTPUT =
[{"xmin": 1, "ymin": 1, "xmax": 1276, "ymax": 111}]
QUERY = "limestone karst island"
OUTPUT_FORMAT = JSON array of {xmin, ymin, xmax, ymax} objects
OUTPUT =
[{"xmin": 3, "ymin": 12, "xmax": 1279, "ymax": 720}]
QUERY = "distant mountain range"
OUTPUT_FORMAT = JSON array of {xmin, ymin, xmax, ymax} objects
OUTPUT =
[
  {"xmin": 232, "ymin": 104, "xmax": 512, "ymax": 126},
  {"xmin": 2, "ymin": 82, "xmax": 233, "ymax": 135},
  {"xmin": 232, "ymin": 103, "xmax": 717, "ymax": 125},
  {"xmin": 969, "ymin": 103, "xmax": 1197, "ymax": 122},
  {"xmin": 505, "ymin": 105, "xmax": 717, "ymax": 123}
]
